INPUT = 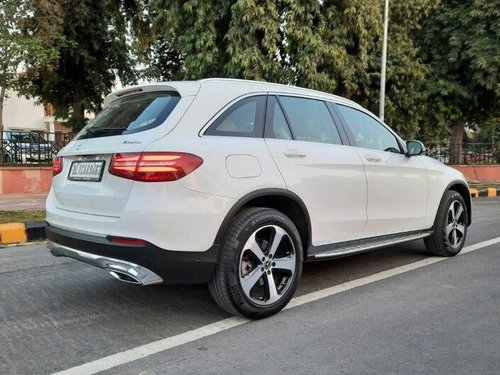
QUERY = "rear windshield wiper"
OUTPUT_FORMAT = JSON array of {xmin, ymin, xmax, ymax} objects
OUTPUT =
[{"xmin": 83, "ymin": 127, "xmax": 128, "ymax": 138}]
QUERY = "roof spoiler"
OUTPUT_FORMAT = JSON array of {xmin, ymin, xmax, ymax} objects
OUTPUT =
[{"xmin": 103, "ymin": 81, "xmax": 201, "ymax": 108}]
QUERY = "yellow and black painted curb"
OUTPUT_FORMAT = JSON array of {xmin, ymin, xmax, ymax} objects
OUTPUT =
[
  {"xmin": 0, "ymin": 221, "xmax": 47, "ymax": 246},
  {"xmin": 469, "ymin": 187, "xmax": 500, "ymax": 199}
]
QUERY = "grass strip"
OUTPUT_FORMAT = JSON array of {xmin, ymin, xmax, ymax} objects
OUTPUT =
[{"xmin": 0, "ymin": 210, "xmax": 46, "ymax": 224}]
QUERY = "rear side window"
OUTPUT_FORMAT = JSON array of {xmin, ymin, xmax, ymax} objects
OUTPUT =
[
  {"xmin": 277, "ymin": 96, "xmax": 342, "ymax": 145},
  {"xmin": 265, "ymin": 96, "xmax": 293, "ymax": 140},
  {"xmin": 78, "ymin": 92, "xmax": 180, "ymax": 139},
  {"xmin": 204, "ymin": 96, "xmax": 266, "ymax": 138}
]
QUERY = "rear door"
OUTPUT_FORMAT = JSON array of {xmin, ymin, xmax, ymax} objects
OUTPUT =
[
  {"xmin": 334, "ymin": 103, "xmax": 428, "ymax": 237},
  {"xmin": 264, "ymin": 95, "xmax": 367, "ymax": 246}
]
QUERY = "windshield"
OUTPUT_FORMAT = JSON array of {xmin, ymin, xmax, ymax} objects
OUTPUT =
[{"xmin": 78, "ymin": 91, "xmax": 180, "ymax": 139}]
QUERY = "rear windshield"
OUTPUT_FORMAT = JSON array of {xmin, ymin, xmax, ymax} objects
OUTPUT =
[{"xmin": 78, "ymin": 92, "xmax": 180, "ymax": 139}]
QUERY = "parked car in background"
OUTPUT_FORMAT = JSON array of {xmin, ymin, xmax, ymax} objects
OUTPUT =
[
  {"xmin": 2, "ymin": 131, "xmax": 54, "ymax": 163},
  {"xmin": 46, "ymin": 79, "xmax": 471, "ymax": 319}
]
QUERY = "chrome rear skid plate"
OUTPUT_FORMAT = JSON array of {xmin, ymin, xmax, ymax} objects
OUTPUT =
[{"xmin": 47, "ymin": 240, "xmax": 164, "ymax": 285}]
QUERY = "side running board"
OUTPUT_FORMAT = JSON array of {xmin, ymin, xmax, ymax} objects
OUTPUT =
[{"xmin": 309, "ymin": 231, "xmax": 433, "ymax": 260}]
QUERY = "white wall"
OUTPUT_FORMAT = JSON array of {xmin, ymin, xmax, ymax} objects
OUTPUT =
[{"xmin": 2, "ymin": 90, "xmax": 48, "ymax": 131}]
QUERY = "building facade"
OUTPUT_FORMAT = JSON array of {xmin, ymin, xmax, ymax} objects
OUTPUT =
[{"xmin": 3, "ymin": 90, "xmax": 72, "ymax": 141}]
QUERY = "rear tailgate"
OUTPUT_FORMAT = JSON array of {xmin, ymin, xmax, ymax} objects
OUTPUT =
[
  {"xmin": 53, "ymin": 142, "xmax": 142, "ymax": 217},
  {"xmin": 51, "ymin": 83, "xmax": 199, "ymax": 217}
]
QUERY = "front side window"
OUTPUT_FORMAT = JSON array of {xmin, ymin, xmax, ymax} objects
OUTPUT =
[
  {"xmin": 205, "ymin": 96, "xmax": 266, "ymax": 138},
  {"xmin": 78, "ymin": 92, "xmax": 180, "ymax": 139},
  {"xmin": 337, "ymin": 105, "xmax": 401, "ymax": 153},
  {"xmin": 277, "ymin": 96, "xmax": 342, "ymax": 145}
]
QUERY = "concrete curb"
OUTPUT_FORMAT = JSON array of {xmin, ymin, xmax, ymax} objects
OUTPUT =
[
  {"xmin": 469, "ymin": 187, "xmax": 500, "ymax": 198},
  {"xmin": 0, "ymin": 221, "xmax": 47, "ymax": 246},
  {"xmin": 0, "ymin": 188, "xmax": 499, "ymax": 246}
]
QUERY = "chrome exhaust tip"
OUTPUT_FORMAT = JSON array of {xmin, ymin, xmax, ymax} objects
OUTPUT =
[{"xmin": 108, "ymin": 270, "xmax": 142, "ymax": 284}]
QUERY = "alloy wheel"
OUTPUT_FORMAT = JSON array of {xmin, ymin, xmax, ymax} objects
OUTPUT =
[
  {"xmin": 446, "ymin": 200, "xmax": 466, "ymax": 248},
  {"xmin": 239, "ymin": 225, "xmax": 297, "ymax": 305}
]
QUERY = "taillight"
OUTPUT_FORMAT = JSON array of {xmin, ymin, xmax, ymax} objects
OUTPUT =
[
  {"xmin": 52, "ymin": 157, "xmax": 63, "ymax": 176},
  {"xmin": 109, "ymin": 152, "xmax": 203, "ymax": 182}
]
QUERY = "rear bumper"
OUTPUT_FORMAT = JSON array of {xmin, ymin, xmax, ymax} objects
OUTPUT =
[
  {"xmin": 46, "ymin": 225, "xmax": 218, "ymax": 284},
  {"xmin": 46, "ymin": 181, "xmax": 235, "ymax": 253}
]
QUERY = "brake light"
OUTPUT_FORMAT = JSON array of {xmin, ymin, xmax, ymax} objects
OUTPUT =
[
  {"xmin": 109, "ymin": 152, "xmax": 203, "ymax": 182},
  {"xmin": 52, "ymin": 157, "xmax": 63, "ymax": 176}
]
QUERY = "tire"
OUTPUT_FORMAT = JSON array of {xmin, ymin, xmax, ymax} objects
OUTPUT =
[
  {"xmin": 208, "ymin": 207, "xmax": 303, "ymax": 319},
  {"xmin": 424, "ymin": 190, "xmax": 468, "ymax": 256}
]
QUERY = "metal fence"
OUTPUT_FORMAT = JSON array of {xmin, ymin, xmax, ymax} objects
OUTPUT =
[
  {"xmin": 1, "ymin": 131, "xmax": 74, "ymax": 165},
  {"xmin": 425, "ymin": 143, "xmax": 499, "ymax": 165},
  {"xmin": 1, "ymin": 130, "xmax": 499, "ymax": 166}
]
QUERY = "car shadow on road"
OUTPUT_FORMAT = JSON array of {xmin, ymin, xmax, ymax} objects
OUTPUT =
[
  {"xmin": 28, "ymin": 239, "xmax": 431, "ymax": 326},
  {"xmin": 299, "ymin": 240, "xmax": 430, "ymax": 295}
]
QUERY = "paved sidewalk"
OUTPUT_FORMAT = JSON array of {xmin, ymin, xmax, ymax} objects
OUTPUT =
[{"xmin": 0, "ymin": 194, "xmax": 47, "ymax": 211}]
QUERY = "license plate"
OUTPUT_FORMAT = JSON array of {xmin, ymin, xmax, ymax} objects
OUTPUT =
[{"xmin": 68, "ymin": 161, "xmax": 105, "ymax": 182}]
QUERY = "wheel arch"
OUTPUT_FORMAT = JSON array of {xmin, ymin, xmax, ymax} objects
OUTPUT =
[
  {"xmin": 213, "ymin": 189, "xmax": 312, "ymax": 258},
  {"xmin": 445, "ymin": 180, "xmax": 472, "ymax": 226}
]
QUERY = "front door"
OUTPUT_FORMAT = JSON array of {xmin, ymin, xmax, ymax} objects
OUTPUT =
[{"xmin": 335, "ymin": 104, "xmax": 428, "ymax": 238}]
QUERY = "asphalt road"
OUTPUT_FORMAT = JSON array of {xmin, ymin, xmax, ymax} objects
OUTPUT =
[{"xmin": 0, "ymin": 198, "xmax": 499, "ymax": 375}]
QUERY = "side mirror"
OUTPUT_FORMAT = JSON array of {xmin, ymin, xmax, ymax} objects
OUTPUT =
[{"xmin": 406, "ymin": 140, "xmax": 425, "ymax": 156}]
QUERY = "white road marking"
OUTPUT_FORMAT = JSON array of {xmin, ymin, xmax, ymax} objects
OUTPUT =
[{"xmin": 52, "ymin": 237, "xmax": 500, "ymax": 375}]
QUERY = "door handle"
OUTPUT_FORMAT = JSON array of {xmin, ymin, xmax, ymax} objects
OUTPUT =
[
  {"xmin": 283, "ymin": 150, "xmax": 307, "ymax": 158},
  {"xmin": 364, "ymin": 154, "xmax": 381, "ymax": 162}
]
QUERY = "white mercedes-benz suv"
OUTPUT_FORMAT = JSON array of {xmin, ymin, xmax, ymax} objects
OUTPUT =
[{"xmin": 47, "ymin": 78, "xmax": 471, "ymax": 319}]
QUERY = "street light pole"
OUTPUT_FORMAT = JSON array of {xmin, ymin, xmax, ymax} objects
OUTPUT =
[{"xmin": 379, "ymin": 0, "xmax": 389, "ymax": 121}]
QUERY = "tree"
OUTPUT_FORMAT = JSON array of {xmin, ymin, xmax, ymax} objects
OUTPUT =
[
  {"xmin": 137, "ymin": 35, "xmax": 184, "ymax": 81},
  {"xmin": 418, "ymin": 0, "xmax": 500, "ymax": 163},
  {"xmin": 149, "ymin": 0, "xmax": 234, "ymax": 80},
  {"xmin": 224, "ymin": 0, "xmax": 290, "ymax": 83},
  {"xmin": 281, "ymin": 0, "xmax": 338, "ymax": 91},
  {"xmin": 133, "ymin": 0, "xmax": 183, "ymax": 81},
  {"xmin": 21, "ymin": 0, "xmax": 139, "ymax": 131},
  {"xmin": 0, "ymin": 0, "xmax": 63, "ymax": 159},
  {"xmin": 150, "ymin": 1, "xmax": 324, "ymax": 83},
  {"xmin": 149, "ymin": 0, "xmax": 342, "ymax": 86}
]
